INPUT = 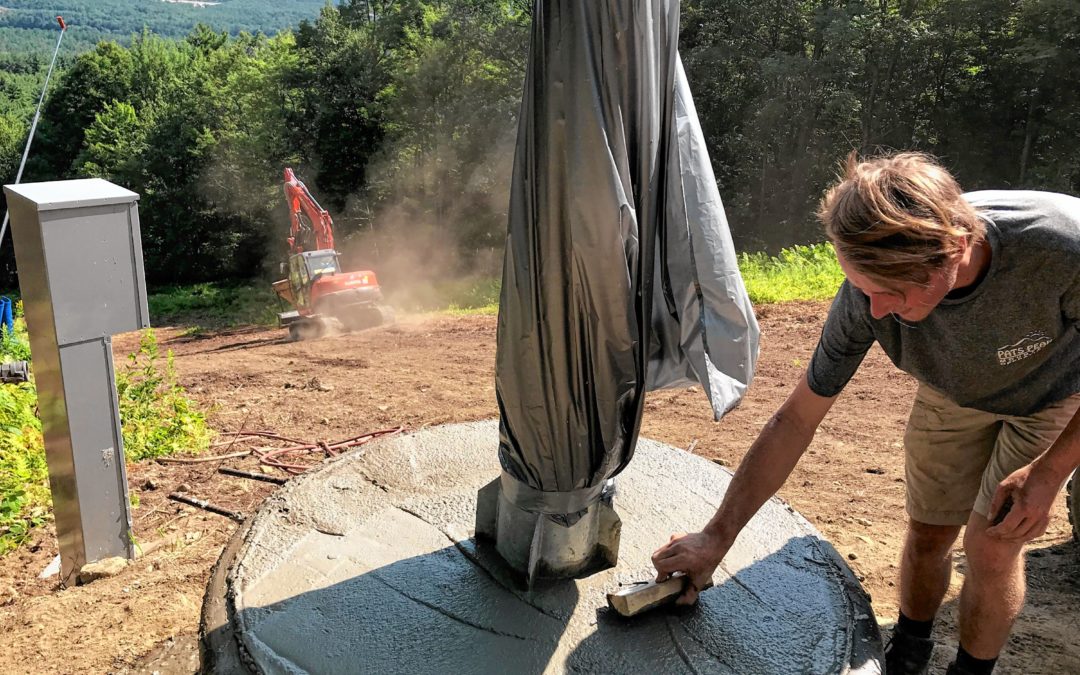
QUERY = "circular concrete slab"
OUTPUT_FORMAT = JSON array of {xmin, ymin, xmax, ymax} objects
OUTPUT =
[{"xmin": 202, "ymin": 421, "xmax": 882, "ymax": 674}]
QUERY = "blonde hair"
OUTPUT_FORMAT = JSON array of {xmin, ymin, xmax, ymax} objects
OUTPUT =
[{"xmin": 818, "ymin": 151, "xmax": 984, "ymax": 288}]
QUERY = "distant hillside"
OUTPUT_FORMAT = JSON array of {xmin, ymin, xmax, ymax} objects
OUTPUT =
[{"xmin": 0, "ymin": 0, "xmax": 334, "ymax": 54}]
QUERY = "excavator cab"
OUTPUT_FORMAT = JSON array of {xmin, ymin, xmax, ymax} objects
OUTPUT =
[
  {"xmin": 274, "ymin": 249, "xmax": 389, "ymax": 340},
  {"xmin": 289, "ymin": 250, "xmax": 340, "ymax": 306}
]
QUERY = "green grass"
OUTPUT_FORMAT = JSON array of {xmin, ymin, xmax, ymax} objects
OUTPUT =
[
  {"xmin": 379, "ymin": 276, "xmax": 501, "ymax": 316},
  {"xmin": 443, "ymin": 304, "xmax": 500, "ymax": 316},
  {"xmin": 430, "ymin": 242, "xmax": 843, "ymax": 313},
  {"xmin": 148, "ymin": 243, "xmax": 842, "ymax": 327},
  {"xmin": 148, "ymin": 283, "xmax": 280, "ymax": 327},
  {"xmin": 0, "ymin": 312, "xmax": 212, "ymax": 554},
  {"xmin": 149, "ymin": 277, "xmax": 504, "ymax": 325},
  {"xmin": 395, "ymin": 243, "xmax": 843, "ymax": 316},
  {"xmin": 737, "ymin": 242, "xmax": 844, "ymax": 304},
  {"xmin": 438, "ymin": 277, "xmax": 502, "ymax": 315}
]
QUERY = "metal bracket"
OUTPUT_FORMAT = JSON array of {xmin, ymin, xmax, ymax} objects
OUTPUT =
[{"xmin": 475, "ymin": 473, "xmax": 621, "ymax": 588}]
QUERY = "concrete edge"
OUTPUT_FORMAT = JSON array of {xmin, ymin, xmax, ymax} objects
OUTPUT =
[
  {"xmin": 771, "ymin": 502, "xmax": 884, "ymax": 673},
  {"xmin": 822, "ymin": 537, "xmax": 885, "ymax": 674},
  {"xmin": 198, "ymin": 440, "xmax": 378, "ymax": 675},
  {"xmin": 199, "ymin": 516, "xmax": 255, "ymax": 675}
]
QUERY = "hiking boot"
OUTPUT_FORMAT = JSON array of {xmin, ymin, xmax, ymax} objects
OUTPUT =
[
  {"xmin": 945, "ymin": 659, "xmax": 994, "ymax": 675},
  {"xmin": 884, "ymin": 625, "xmax": 935, "ymax": 675}
]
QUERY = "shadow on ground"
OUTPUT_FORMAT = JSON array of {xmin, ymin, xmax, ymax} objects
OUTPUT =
[{"xmin": 203, "ymin": 533, "xmax": 881, "ymax": 674}]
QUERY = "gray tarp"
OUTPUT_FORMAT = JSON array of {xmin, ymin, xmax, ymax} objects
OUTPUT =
[{"xmin": 496, "ymin": 0, "xmax": 759, "ymax": 513}]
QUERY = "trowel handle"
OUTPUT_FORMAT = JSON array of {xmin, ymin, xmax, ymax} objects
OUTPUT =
[{"xmin": 607, "ymin": 575, "xmax": 704, "ymax": 617}]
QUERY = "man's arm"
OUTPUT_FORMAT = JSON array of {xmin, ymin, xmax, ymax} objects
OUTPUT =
[
  {"xmin": 652, "ymin": 371, "xmax": 837, "ymax": 604},
  {"xmin": 990, "ymin": 268, "xmax": 1080, "ymax": 539},
  {"xmin": 987, "ymin": 404, "xmax": 1080, "ymax": 541}
]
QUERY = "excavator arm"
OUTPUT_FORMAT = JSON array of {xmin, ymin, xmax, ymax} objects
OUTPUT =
[
  {"xmin": 274, "ymin": 167, "xmax": 392, "ymax": 339},
  {"xmin": 283, "ymin": 167, "xmax": 335, "ymax": 253}
]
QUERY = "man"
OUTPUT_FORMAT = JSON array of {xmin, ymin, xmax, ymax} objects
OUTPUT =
[{"xmin": 652, "ymin": 152, "xmax": 1080, "ymax": 675}]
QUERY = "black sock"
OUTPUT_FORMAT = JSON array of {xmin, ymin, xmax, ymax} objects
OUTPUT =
[
  {"xmin": 955, "ymin": 645, "xmax": 997, "ymax": 675},
  {"xmin": 897, "ymin": 611, "xmax": 934, "ymax": 639}
]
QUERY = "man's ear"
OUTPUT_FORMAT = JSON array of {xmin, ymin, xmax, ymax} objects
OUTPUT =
[
  {"xmin": 948, "ymin": 234, "xmax": 974, "ymax": 267},
  {"xmin": 954, "ymin": 233, "xmax": 971, "ymax": 255}
]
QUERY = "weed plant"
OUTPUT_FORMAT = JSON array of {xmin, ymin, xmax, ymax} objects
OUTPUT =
[
  {"xmin": 116, "ymin": 328, "xmax": 213, "ymax": 461},
  {"xmin": 0, "ymin": 326, "xmax": 30, "ymax": 362},
  {"xmin": 0, "ymin": 307, "xmax": 46, "ymax": 553},
  {"xmin": 737, "ymin": 243, "xmax": 844, "ymax": 303}
]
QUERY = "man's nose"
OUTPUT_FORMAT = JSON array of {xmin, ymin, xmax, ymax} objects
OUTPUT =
[{"xmin": 869, "ymin": 294, "xmax": 896, "ymax": 319}]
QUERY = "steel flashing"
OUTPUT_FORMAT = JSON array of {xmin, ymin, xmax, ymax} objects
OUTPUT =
[{"xmin": 5, "ymin": 178, "xmax": 139, "ymax": 212}]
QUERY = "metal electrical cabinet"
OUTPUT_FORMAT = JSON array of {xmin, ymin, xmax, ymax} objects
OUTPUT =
[{"xmin": 3, "ymin": 179, "xmax": 149, "ymax": 585}]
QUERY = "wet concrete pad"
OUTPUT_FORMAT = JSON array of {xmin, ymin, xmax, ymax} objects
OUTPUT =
[{"xmin": 211, "ymin": 420, "xmax": 882, "ymax": 674}]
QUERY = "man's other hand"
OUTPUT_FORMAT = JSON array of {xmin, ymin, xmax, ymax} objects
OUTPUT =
[
  {"xmin": 651, "ymin": 530, "xmax": 728, "ymax": 605},
  {"xmin": 986, "ymin": 460, "xmax": 1064, "ymax": 542}
]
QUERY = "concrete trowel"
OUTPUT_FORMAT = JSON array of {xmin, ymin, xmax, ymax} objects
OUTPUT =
[{"xmin": 607, "ymin": 574, "xmax": 715, "ymax": 618}]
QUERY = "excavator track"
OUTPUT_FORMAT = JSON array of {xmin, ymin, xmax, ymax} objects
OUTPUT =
[
  {"xmin": 287, "ymin": 316, "xmax": 342, "ymax": 341},
  {"xmin": 316, "ymin": 290, "xmax": 393, "ymax": 333}
]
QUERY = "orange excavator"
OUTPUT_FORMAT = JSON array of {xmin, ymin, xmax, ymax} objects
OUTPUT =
[{"xmin": 272, "ymin": 168, "xmax": 392, "ymax": 340}]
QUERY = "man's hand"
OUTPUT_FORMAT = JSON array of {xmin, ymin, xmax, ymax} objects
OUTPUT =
[
  {"xmin": 986, "ymin": 460, "xmax": 1066, "ymax": 542},
  {"xmin": 651, "ymin": 530, "xmax": 729, "ymax": 605},
  {"xmin": 647, "ymin": 375, "xmax": 834, "ymax": 606}
]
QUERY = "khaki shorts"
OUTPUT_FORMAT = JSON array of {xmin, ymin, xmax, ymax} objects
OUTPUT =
[{"xmin": 903, "ymin": 384, "xmax": 1080, "ymax": 526}]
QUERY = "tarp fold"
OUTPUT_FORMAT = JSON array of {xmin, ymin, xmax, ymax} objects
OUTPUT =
[{"xmin": 496, "ymin": 0, "xmax": 759, "ymax": 516}]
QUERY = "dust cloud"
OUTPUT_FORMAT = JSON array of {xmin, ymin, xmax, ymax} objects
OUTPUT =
[{"xmin": 336, "ymin": 130, "xmax": 517, "ymax": 313}]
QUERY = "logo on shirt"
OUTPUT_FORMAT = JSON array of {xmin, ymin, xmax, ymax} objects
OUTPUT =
[{"xmin": 996, "ymin": 331, "xmax": 1053, "ymax": 366}]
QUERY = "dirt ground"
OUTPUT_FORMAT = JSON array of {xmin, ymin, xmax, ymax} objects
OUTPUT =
[{"xmin": 0, "ymin": 302, "xmax": 1076, "ymax": 674}]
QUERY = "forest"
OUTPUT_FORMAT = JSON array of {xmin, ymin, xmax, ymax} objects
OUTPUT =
[
  {"xmin": 0, "ymin": 0, "xmax": 329, "ymax": 52},
  {"xmin": 0, "ymin": 0, "xmax": 1077, "ymax": 288}
]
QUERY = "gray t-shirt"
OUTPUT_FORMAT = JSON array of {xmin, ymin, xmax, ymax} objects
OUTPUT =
[{"xmin": 808, "ymin": 190, "xmax": 1080, "ymax": 416}]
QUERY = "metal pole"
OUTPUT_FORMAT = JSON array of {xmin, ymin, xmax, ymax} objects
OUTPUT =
[{"xmin": 0, "ymin": 16, "xmax": 67, "ymax": 248}]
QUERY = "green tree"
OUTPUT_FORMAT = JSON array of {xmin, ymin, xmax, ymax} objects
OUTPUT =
[
  {"xmin": 29, "ymin": 41, "xmax": 136, "ymax": 180},
  {"xmin": 288, "ymin": 3, "xmax": 397, "ymax": 213},
  {"xmin": 367, "ymin": 0, "xmax": 528, "ymax": 258},
  {"xmin": 75, "ymin": 100, "xmax": 145, "ymax": 179},
  {"xmin": 0, "ymin": 113, "xmax": 23, "ymax": 182},
  {"xmin": 679, "ymin": 0, "xmax": 1080, "ymax": 250},
  {"xmin": 13, "ymin": 0, "xmax": 1080, "ymax": 290}
]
